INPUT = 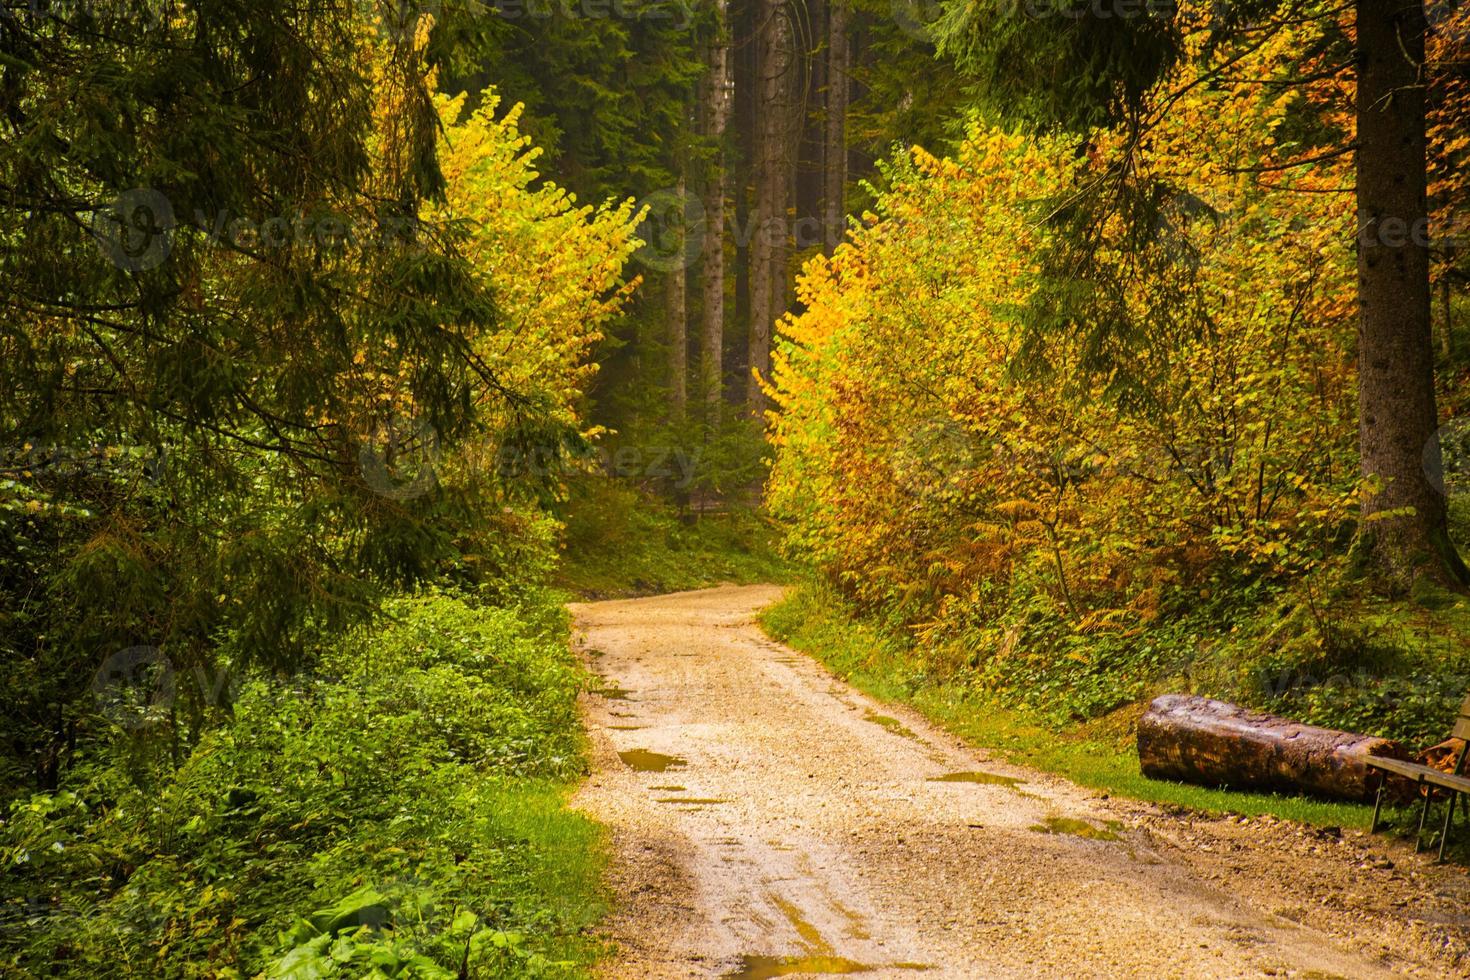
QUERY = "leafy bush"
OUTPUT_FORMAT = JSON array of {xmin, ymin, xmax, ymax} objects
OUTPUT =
[
  {"xmin": 0, "ymin": 591, "xmax": 605, "ymax": 978},
  {"xmin": 759, "ymin": 9, "xmax": 1470, "ymax": 754},
  {"xmin": 555, "ymin": 475, "xmax": 787, "ymax": 598}
]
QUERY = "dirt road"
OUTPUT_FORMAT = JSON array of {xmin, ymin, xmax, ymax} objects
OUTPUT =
[{"xmin": 571, "ymin": 585, "xmax": 1470, "ymax": 979}]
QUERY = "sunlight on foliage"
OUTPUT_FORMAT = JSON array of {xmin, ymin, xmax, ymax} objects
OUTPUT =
[{"xmin": 767, "ymin": 7, "xmax": 1365, "ymax": 717}]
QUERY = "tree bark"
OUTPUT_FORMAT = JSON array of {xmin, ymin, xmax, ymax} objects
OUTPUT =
[
  {"xmin": 701, "ymin": 0, "xmax": 734, "ymax": 418},
  {"xmin": 1137, "ymin": 695, "xmax": 1407, "ymax": 802},
  {"xmin": 823, "ymin": 1, "xmax": 848, "ymax": 255},
  {"xmin": 1354, "ymin": 0, "xmax": 1461, "ymax": 586},
  {"xmin": 1440, "ymin": 259, "xmax": 1454, "ymax": 359},
  {"xmin": 667, "ymin": 174, "xmax": 688, "ymax": 421},
  {"xmin": 796, "ymin": 0, "xmax": 826, "ymax": 251},
  {"xmin": 748, "ymin": 0, "xmax": 794, "ymax": 415}
]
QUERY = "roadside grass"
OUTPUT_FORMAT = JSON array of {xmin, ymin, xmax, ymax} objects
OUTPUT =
[
  {"xmin": 473, "ymin": 779, "xmax": 609, "ymax": 965},
  {"xmin": 759, "ymin": 584, "xmax": 1378, "ymax": 830},
  {"xmin": 555, "ymin": 478, "xmax": 790, "ymax": 598}
]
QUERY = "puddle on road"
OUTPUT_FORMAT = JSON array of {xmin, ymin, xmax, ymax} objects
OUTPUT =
[
  {"xmin": 830, "ymin": 899, "xmax": 871, "ymax": 941},
  {"xmin": 928, "ymin": 770, "xmax": 1025, "ymax": 789},
  {"xmin": 774, "ymin": 897, "xmax": 824, "ymax": 948},
  {"xmin": 609, "ymin": 725, "xmax": 644, "ymax": 731},
  {"xmin": 1030, "ymin": 816, "xmax": 1122, "ymax": 841},
  {"xmin": 722, "ymin": 882, "xmax": 937, "ymax": 979},
  {"xmin": 650, "ymin": 784, "xmax": 685, "ymax": 792},
  {"xmin": 724, "ymin": 954, "xmax": 872, "ymax": 978},
  {"xmin": 725, "ymin": 956, "xmax": 931, "ymax": 979},
  {"xmin": 721, "ymin": 895, "xmax": 932, "ymax": 978},
  {"xmin": 862, "ymin": 711, "xmax": 916, "ymax": 739},
  {"xmin": 618, "ymin": 749, "xmax": 686, "ymax": 772}
]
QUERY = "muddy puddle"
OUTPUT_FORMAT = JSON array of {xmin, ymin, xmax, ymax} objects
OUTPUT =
[
  {"xmin": 1030, "ymin": 816, "xmax": 1122, "ymax": 841},
  {"xmin": 862, "ymin": 711, "xmax": 916, "ymax": 739},
  {"xmin": 775, "ymin": 897, "xmax": 822, "ymax": 947},
  {"xmin": 929, "ymin": 770, "xmax": 1024, "ymax": 789},
  {"xmin": 724, "ymin": 954, "xmax": 872, "ymax": 978},
  {"xmin": 618, "ymin": 749, "xmax": 686, "ymax": 772},
  {"xmin": 720, "ymin": 896, "xmax": 929, "ymax": 978}
]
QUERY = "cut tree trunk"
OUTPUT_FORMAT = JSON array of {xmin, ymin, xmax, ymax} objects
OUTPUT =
[{"xmin": 1137, "ymin": 695, "xmax": 1407, "ymax": 802}]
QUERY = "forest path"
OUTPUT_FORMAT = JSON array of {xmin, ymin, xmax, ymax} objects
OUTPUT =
[{"xmin": 571, "ymin": 585, "xmax": 1464, "ymax": 979}]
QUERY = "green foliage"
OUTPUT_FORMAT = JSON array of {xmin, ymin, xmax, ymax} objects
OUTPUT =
[
  {"xmin": 1232, "ymin": 591, "xmax": 1470, "ymax": 750},
  {"xmin": 555, "ymin": 476, "xmax": 788, "ymax": 599},
  {"xmin": 1, "ymin": 13, "xmax": 642, "ymax": 977},
  {"xmin": 931, "ymin": 0, "xmax": 1182, "ymax": 132},
  {"xmin": 758, "ymin": 10, "xmax": 1455, "ymax": 823},
  {"xmin": 1, "ymin": 22, "xmax": 640, "ymax": 793},
  {"xmin": 0, "ymin": 6, "xmax": 492, "ymax": 790},
  {"xmin": 433, "ymin": 3, "xmax": 708, "ymax": 207},
  {"xmin": 0, "ymin": 591, "xmax": 606, "ymax": 978}
]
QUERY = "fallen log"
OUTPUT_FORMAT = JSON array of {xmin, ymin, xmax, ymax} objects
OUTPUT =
[{"xmin": 1137, "ymin": 694, "xmax": 1409, "ymax": 802}]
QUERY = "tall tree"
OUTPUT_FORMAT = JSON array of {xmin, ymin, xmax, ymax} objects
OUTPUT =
[
  {"xmin": 824, "ymin": 0, "xmax": 849, "ymax": 253},
  {"xmin": 934, "ymin": 0, "xmax": 1464, "ymax": 588},
  {"xmin": 668, "ymin": 178, "xmax": 689, "ymax": 420},
  {"xmin": 0, "ymin": 1, "xmax": 533, "ymax": 783},
  {"xmin": 749, "ymin": 0, "xmax": 796, "ymax": 414},
  {"xmin": 702, "ymin": 0, "xmax": 735, "ymax": 414},
  {"xmin": 1354, "ymin": 0, "xmax": 1460, "ymax": 583}
]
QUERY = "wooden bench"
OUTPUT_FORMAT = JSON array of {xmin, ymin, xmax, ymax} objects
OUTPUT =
[{"xmin": 1366, "ymin": 694, "xmax": 1470, "ymax": 862}]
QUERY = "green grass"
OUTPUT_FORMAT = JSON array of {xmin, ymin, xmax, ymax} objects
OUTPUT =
[
  {"xmin": 469, "ymin": 780, "xmax": 609, "ymax": 965},
  {"xmin": 555, "ymin": 478, "xmax": 790, "ymax": 598},
  {"xmin": 760, "ymin": 583, "xmax": 1377, "ymax": 830}
]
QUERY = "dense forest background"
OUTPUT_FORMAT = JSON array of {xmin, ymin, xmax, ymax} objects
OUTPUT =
[
  {"xmin": 4, "ymin": 0, "xmax": 1470, "ymax": 976},
  {"xmin": 432, "ymin": 0, "xmax": 964, "ymax": 489}
]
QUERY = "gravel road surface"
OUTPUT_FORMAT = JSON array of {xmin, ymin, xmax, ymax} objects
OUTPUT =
[{"xmin": 572, "ymin": 585, "xmax": 1470, "ymax": 979}]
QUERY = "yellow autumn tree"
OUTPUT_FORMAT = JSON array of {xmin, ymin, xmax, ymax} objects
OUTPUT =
[{"xmin": 766, "ymin": 5, "xmax": 1358, "ymax": 705}]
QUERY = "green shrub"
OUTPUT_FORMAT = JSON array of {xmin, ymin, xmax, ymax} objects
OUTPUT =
[
  {"xmin": 555, "ymin": 476, "xmax": 787, "ymax": 598},
  {"xmin": 0, "ymin": 591, "xmax": 605, "ymax": 978},
  {"xmin": 771, "ymin": 571, "xmax": 1470, "ymax": 752}
]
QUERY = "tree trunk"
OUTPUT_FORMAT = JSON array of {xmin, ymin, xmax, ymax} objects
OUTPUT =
[
  {"xmin": 1440, "ymin": 258, "xmax": 1455, "ymax": 359},
  {"xmin": 667, "ymin": 176, "xmax": 688, "ymax": 422},
  {"xmin": 796, "ymin": 0, "xmax": 826, "ymax": 253},
  {"xmin": 701, "ymin": 0, "xmax": 734, "ymax": 418},
  {"xmin": 823, "ymin": 1, "xmax": 848, "ymax": 255},
  {"xmin": 1137, "ymin": 695, "xmax": 1407, "ymax": 802},
  {"xmin": 748, "ymin": 0, "xmax": 793, "ymax": 415},
  {"xmin": 1354, "ymin": 0, "xmax": 1461, "ymax": 586}
]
